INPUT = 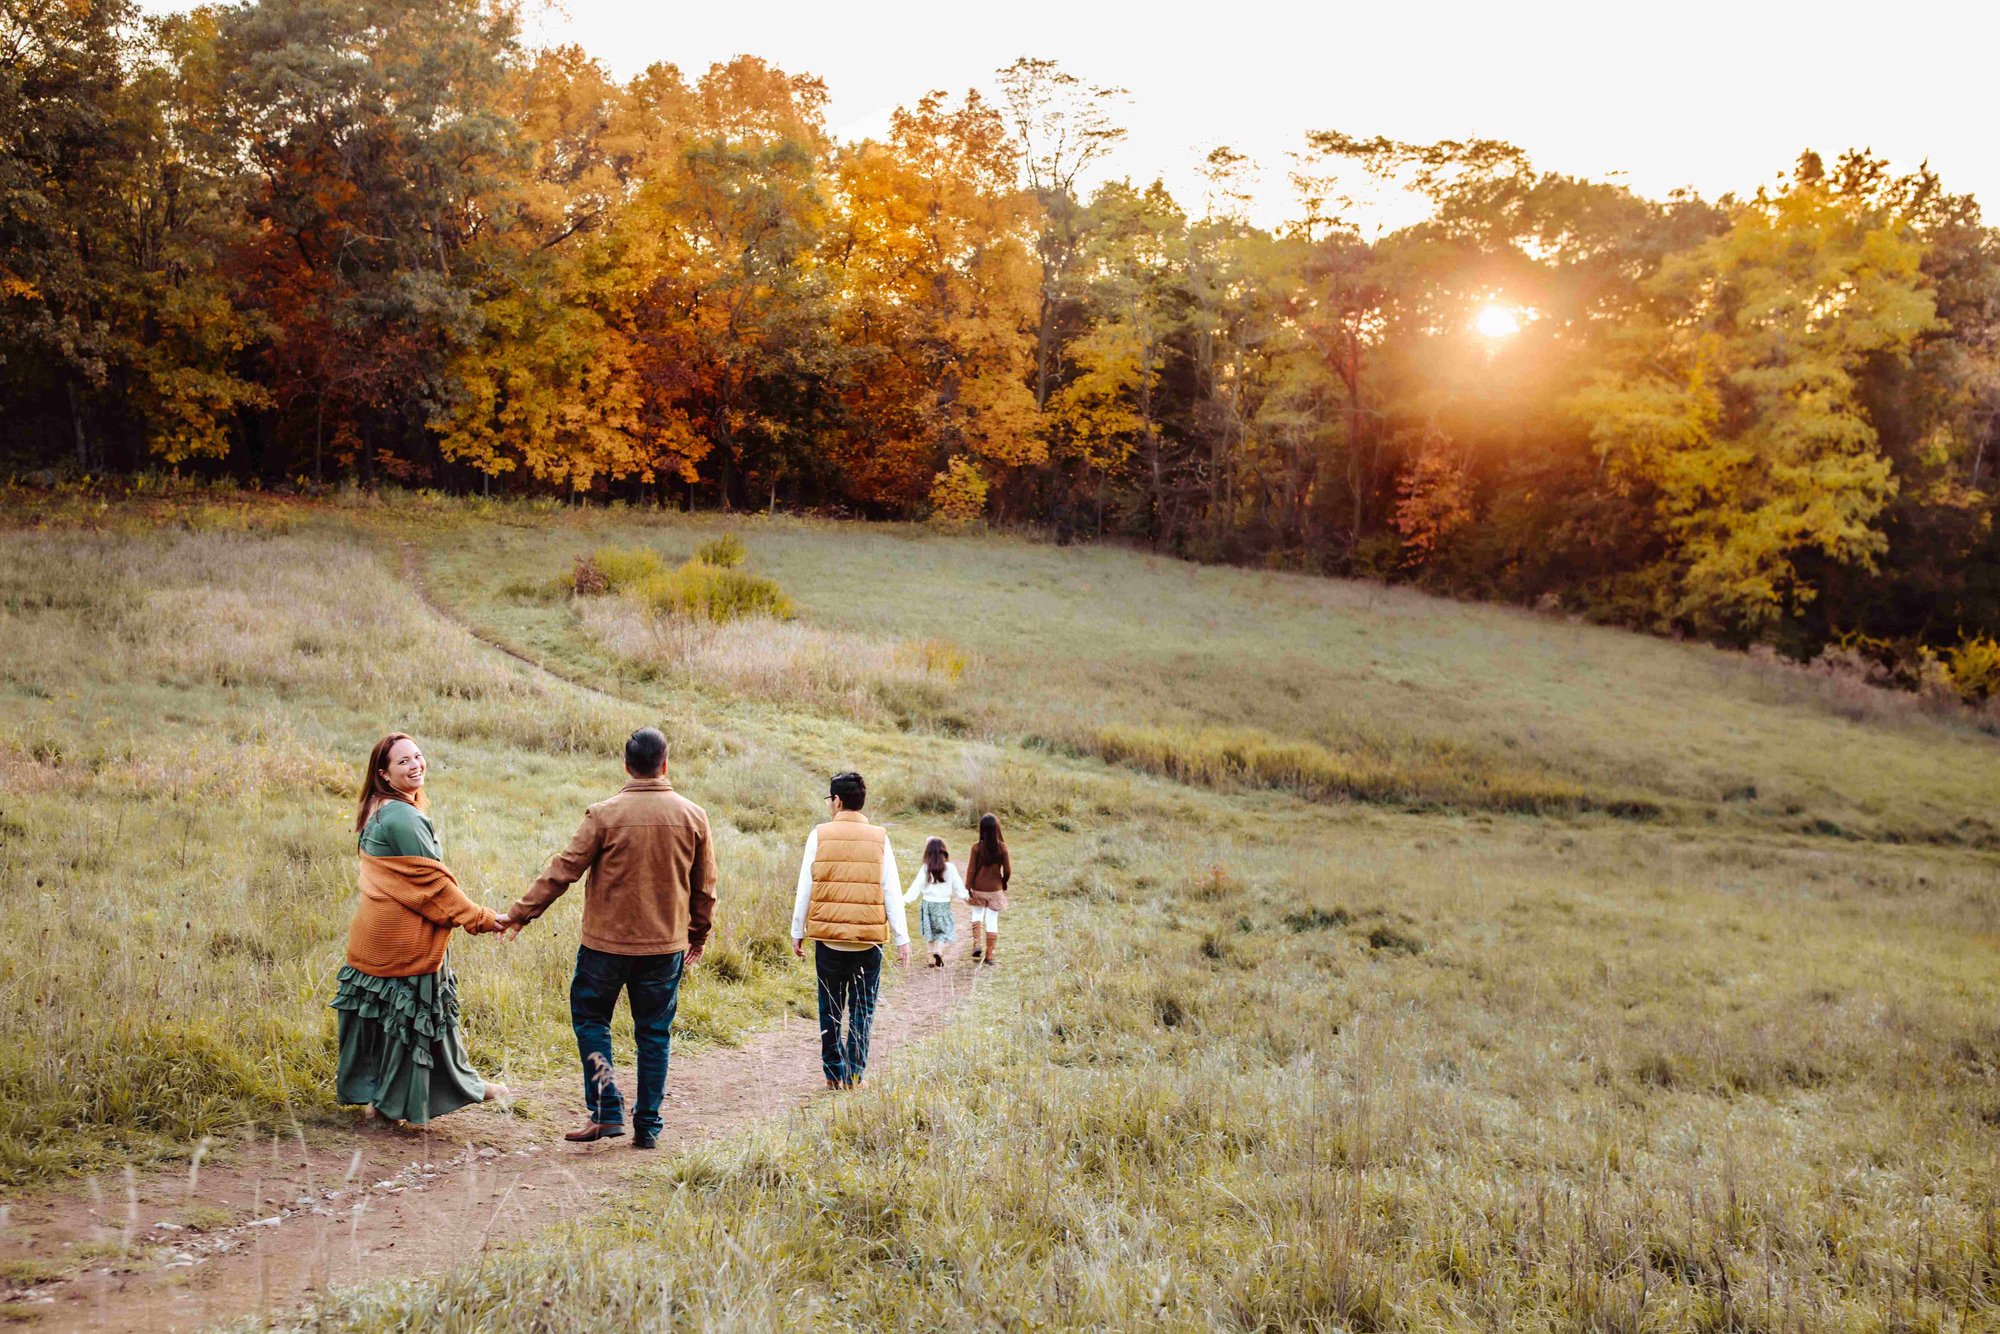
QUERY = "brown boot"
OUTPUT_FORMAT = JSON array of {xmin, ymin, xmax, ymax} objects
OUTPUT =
[
  {"xmin": 982, "ymin": 932, "xmax": 998, "ymax": 967},
  {"xmin": 970, "ymin": 922, "xmax": 985, "ymax": 961},
  {"xmin": 564, "ymin": 1121, "xmax": 625, "ymax": 1142}
]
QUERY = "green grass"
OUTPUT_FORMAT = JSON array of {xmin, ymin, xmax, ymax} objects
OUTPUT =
[
  {"xmin": 6, "ymin": 489, "xmax": 2000, "ymax": 1329},
  {"xmin": 408, "ymin": 509, "xmax": 2000, "ymax": 846}
]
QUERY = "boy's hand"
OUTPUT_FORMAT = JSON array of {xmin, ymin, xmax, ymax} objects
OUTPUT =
[
  {"xmin": 792, "ymin": 938, "xmax": 806, "ymax": 958},
  {"xmin": 896, "ymin": 944, "xmax": 910, "ymax": 967}
]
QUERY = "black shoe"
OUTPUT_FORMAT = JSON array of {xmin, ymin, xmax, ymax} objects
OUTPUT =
[{"xmin": 633, "ymin": 1131, "xmax": 658, "ymax": 1150}]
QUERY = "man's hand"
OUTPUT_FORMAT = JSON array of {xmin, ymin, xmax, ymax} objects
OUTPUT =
[
  {"xmin": 792, "ymin": 937, "xmax": 806, "ymax": 959},
  {"xmin": 685, "ymin": 945, "xmax": 703, "ymax": 970},
  {"xmin": 896, "ymin": 944, "xmax": 910, "ymax": 967}
]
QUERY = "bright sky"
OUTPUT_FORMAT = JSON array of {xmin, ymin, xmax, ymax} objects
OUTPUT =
[{"xmin": 154, "ymin": 0, "xmax": 2000, "ymax": 231}]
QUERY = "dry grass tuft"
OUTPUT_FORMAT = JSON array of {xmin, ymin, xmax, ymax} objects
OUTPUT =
[{"xmin": 1085, "ymin": 722, "xmax": 1662, "ymax": 818}]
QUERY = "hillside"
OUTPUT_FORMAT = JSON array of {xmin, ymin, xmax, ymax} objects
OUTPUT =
[{"xmin": 1, "ymin": 495, "xmax": 1995, "ymax": 1329}]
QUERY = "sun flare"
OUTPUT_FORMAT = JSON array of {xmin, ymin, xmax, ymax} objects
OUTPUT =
[{"xmin": 1474, "ymin": 305, "xmax": 1522, "ymax": 339}]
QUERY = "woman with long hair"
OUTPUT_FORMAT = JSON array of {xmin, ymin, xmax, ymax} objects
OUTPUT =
[
  {"xmin": 963, "ymin": 813, "xmax": 1011, "ymax": 967},
  {"xmin": 330, "ymin": 732, "xmax": 508, "ymax": 1126},
  {"xmin": 902, "ymin": 836, "xmax": 968, "ymax": 968}
]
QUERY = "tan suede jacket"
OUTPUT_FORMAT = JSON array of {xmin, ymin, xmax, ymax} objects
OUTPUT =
[{"xmin": 509, "ymin": 778, "xmax": 717, "ymax": 955}]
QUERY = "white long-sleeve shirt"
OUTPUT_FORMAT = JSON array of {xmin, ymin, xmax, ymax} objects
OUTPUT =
[
  {"xmin": 904, "ymin": 862, "xmax": 969, "ymax": 905},
  {"xmin": 790, "ymin": 826, "xmax": 910, "ymax": 950}
]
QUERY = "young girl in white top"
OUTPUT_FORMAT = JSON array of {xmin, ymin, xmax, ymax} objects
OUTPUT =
[{"xmin": 903, "ymin": 837, "xmax": 968, "ymax": 968}]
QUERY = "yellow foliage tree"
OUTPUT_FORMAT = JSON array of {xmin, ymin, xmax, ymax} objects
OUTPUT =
[
  {"xmin": 1575, "ymin": 157, "xmax": 1939, "ymax": 631},
  {"xmin": 929, "ymin": 455, "xmax": 988, "ymax": 526}
]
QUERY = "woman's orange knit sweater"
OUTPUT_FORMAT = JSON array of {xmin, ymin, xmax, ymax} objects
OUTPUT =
[{"xmin": 346, "ymin": 855, "xmax": 498, "ymax": 978}]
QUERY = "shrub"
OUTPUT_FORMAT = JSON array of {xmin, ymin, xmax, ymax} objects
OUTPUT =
[
  {"xmin": 1945, "ymin": 635, "xmax": 2000, "ymax": 703},
  {"xmin": 591, "ymin": 544, "xmax": 666, "ymax": 591},
  {"xmin": 693, "ymin": 533, "xmax": 747, "ymax": 568},
  {"xmin": 929, "ymin": 456, "xmax": 987, "ymax": 528},
  {"xmin": 570, "ymin": 555, "xmax": 609, "ymax": 596},
  {"xmin": 898, "ymin": 637, "xmax": 970, "ymax": 682},
  {"xmin": 631, "ymin": 559, "xmax": 793, "ymax": 624}
]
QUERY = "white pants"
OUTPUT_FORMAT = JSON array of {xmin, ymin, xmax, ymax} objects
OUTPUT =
[{"xmin": 969, "ymin": 906, "xmax": 1001, "ymax": 931}]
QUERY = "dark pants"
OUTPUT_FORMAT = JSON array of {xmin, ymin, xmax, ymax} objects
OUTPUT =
[
  {"xmin": 814, "ymin": 943, "xmax": 882, "ymax": 1086},
  {"xmin": 569, "ymin": 944, "xmax": 685, "ymax": 1136}
]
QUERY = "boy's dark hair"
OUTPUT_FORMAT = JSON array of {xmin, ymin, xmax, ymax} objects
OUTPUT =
[
  {"xmin": 625, "ymin": 727, "xmax": 668, "ymax": 778},
  {"xmin": 829, "ymin": 770, "xmax": 866, "ymax": 810}
]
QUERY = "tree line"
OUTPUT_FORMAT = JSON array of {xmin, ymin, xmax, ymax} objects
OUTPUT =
[{"xmin": 7, "ymin": 0, "xmax": 2000, "ymax": 682}]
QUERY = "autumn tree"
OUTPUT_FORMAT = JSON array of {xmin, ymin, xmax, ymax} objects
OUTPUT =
[
  {"xmin": 1050, "ymin": 179, "xmax": 1189, "ymax": 539},
  {"xmin": 829, "ymin": 89, "xmax": 1039, "ymax": 516},
  {"xmin": 215, "ymin": 0, "xmax": 521, "ymax": 483},
  {"xmin": 996, "ymin": 56, "xmax": 1126, "ymax": 414},
  {"xmin": 621, "ymin": 57, "xmax": 842, "ymax": 510},
  {"xmin": 1576, "ymin": 153, "xmax": 1938, "ymax": 633},
  {"xmin": 0, "ymin": 0, "xmax": 140, "ymax": 467},
  {"xmin": 431, "ymin": 46, "xmax": 655, "ymax": 493}
]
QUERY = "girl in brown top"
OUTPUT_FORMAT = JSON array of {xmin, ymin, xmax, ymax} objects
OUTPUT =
[{"xmin": 964, "ymin": 812, "xmax": 1010, "ymax": 966}]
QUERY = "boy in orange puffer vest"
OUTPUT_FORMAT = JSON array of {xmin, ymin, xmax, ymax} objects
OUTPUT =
[{"xmin": 790, "ymin": 771, "xmax": 910, "ymax": 1088}]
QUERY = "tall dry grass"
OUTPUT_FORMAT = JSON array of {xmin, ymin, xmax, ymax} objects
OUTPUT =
[
  {"xmin": 284, "ymin": 820, "xmax": 2000, "ymax": 1331},
  {"xmin": 577, "ymin": 595, "xmax": 970, "ymax": 729}
]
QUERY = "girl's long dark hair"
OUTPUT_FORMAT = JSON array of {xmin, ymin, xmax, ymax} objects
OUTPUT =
[
  {"xmin": 977, "ymin": 812, "xmax": 1004, "ymax": 860},
  {"xmin": 923, "ymin": 837, "xmax": 948, "ymax": 884},
  {"xmin": 355, "ymin": 732, "xmax": 425, "ymax": 833}
]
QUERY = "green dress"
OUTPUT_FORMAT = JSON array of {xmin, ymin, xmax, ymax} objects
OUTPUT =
[{"xmin": 330, "ymin": 800, "xmax": 487, "ymax": 1124}]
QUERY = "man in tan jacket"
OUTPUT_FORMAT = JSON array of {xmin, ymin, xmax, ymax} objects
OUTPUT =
[{"xmin": 499, "ymin": 728, "xmax": 715, "ymax": 1149}]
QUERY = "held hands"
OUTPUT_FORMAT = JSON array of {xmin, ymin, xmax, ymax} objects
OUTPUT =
[{"xmin": 492, "ymin": 912, "xmax": 523, "ymax": 941}]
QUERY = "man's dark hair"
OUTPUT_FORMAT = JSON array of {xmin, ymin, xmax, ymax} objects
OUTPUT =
[
  {"xmin": 829, "ymin": 770, "xmax": 866, "ymax": 810},
  {"xmin": 625, "ymin": 727, "xmax": 668, "ymax": 778}
]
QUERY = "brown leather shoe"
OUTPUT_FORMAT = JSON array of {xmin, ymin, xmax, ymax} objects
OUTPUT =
[{"xmin": 563, "ymin": 1122, "xmax": 626, "ymax": 1142}]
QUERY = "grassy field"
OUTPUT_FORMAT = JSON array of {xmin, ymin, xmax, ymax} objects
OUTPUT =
[{"xmin": 4, "ymin": 489, "xmax": 1998, "ymax": 1329}]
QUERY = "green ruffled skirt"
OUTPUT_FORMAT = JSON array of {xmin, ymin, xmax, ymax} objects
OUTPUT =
[{"xmin": 330, "ymin": 960, "xmax": 485, "ymax": 1124}]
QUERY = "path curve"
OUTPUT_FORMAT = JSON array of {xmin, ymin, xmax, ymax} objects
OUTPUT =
[{"xmin": 396, "ymin": 540, "xmax": 630, "ymax": 704}]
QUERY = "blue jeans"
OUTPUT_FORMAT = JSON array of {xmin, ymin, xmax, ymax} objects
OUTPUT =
[
  {"xmin": 812, "ymin": 944, "xmax": 884, "ymax": 1088},
  {"xmin": 814, "ymin": 944, "xmax": 882, "ymax": 1085},
  {"xmin": 569, "ymin": 945, "xmax": 684, "ymax": 1135}
]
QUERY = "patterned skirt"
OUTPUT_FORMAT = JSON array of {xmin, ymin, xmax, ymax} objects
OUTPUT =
[{"xmin": 918, "ymin": 900, "xmax": 957, "ymax": 944}]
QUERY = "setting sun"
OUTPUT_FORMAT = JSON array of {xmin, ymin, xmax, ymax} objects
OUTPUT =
[{"xmin": 1474, "ymin": 304, "xmax": 1522, "ymax": 339}]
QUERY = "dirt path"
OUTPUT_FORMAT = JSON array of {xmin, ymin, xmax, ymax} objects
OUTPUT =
[{"xmin": 2, "ymin": 920, "xmax": 987, "ymax": 1331}]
